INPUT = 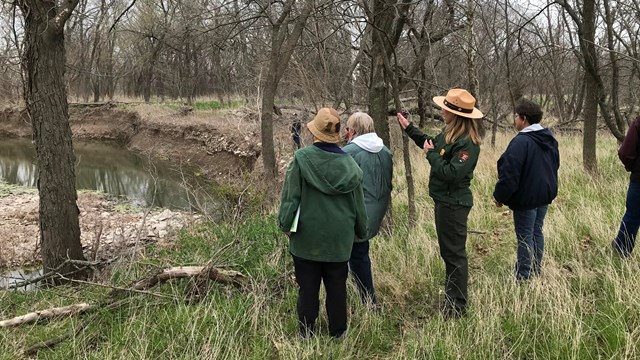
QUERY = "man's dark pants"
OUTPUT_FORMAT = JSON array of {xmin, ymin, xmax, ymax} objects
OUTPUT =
[
  {"xmin": 349, "ymin": 240, "xmax": 377, "ymax": 304},
  {"xmin": 434, "ymin": 202, "xmax": 471, "ymax": 313},
  {"xmin": 292, "ymin": 255, "xmax": 348, "ymax": 338}
]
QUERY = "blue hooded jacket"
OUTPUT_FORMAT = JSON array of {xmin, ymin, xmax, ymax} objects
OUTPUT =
[{"xmin": 493, "ymin": 127, "xmax": 560, "ymax": 210}]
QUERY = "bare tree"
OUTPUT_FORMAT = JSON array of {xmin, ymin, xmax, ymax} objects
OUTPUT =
[
  {"xmin": 259, "ymin": 0, "xmax": 314, "ymax": 180},
  {"xmin": 556, "ymin": 0, "xmax": 599, "ymax": 173}
]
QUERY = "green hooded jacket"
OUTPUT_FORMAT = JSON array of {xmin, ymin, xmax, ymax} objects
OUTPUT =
[
  {"xmin": 404, "ymin": 123, "xmax": 480, "ymax": 207},
  {"xmin": 342, "ymin": 133, "xmax": 393, "ymax": 241},
  {"xmin": 278, "ymin": 145, "xmax": 368, "ymax": 262}
]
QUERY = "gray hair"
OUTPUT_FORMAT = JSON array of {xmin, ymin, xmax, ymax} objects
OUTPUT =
[{"xmin": 346, "ymin": 112, "xmax": 375, "ymax": 135}]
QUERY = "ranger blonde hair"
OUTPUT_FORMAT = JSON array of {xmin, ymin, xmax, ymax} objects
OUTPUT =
[{"xmin": 445, "ymin": 115, "xmax": 481, "ymax": 145}]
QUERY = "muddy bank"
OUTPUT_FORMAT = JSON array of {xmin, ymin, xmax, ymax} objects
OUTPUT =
[
  {"xmin": 0, "ymin": 186, "xmax": 202, "ymax": 269},
  {"xmin": 0, "ymin": 105, "xmax": 262, "ymax": 181}
]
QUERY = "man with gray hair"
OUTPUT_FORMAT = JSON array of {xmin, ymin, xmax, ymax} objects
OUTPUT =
[{"xmin": 343, "ymin": 112, "xmax": 393, "ymax": 306}]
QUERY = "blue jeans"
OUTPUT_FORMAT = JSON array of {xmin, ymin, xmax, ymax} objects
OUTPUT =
[
  {"xmin": 613, "ymin": 182, "xmax": 640, "ymax": 257},
  {"xmin": 349, "ymin": 241, "xmax": 377, "ymax": 304},
  {"xmin": 513, "ymin": 205, "xmax": 548, "ymax": 280}
]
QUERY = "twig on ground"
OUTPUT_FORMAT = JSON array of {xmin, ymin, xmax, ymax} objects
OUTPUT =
[
  {"xmin": 0, "ymin": 303, "xmax": 92, "ymax": 328},
  {"xmin": 58, "ymin": 275, "xmax": 177, "ymax": 300},
  {"xmin": 131, "ymin": 266, "xmax": 246, "ymax": 291}
]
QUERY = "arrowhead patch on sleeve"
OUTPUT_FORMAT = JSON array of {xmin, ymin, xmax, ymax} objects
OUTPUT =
[{"xmin": 458, "ymin": 150, "xmax": 469, "ymax": 162}]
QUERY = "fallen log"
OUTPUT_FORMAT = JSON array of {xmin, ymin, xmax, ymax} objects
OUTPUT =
[
  {"xmin": 1, "ymin": 266, "xmax": 245, "ymax": 329},
  {"xmin": 131, "ymin": 266, "xmax": 246, "ymax": 291},
  {"xmin": 0, "ymin": 303, "xmax": 92, "ymax": 328}
]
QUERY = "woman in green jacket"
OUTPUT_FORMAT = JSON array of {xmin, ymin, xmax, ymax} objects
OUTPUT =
[
  {"xmin": 396, "ymin": 88, "xmax": 483, "ymax": 318},
  {"xmin": 278, "ymin": 107, "xmax": 368, "ymax": 339}
]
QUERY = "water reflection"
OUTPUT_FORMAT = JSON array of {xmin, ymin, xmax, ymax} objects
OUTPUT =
[
  {"xmin": 0, "ymin": 268, "xmax": 43, "ymax": 291},
  {"xmin": 0, "ymin": 138, "xmax": 217, "ymax": 211}
]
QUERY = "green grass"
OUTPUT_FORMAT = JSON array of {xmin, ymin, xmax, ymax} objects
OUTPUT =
[
  {"xmin": 164, "ymin": 100, "xmax": 241, "ymax": 111},
  {"xmin": 2, "ymin": 132, "xmax": 639, "ymax": 359},
  {"xmin": 0, "ymin": 180, "xmax": 36, "ymax": 197}
]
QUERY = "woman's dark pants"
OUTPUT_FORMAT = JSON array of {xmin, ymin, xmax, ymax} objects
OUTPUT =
[
  {"xmin": 349, "ymin": 240, "xmax": 377, "ymax": 304},
  {"xmin": 292, "ymin": 255, "xmax": 348, "ymax": 338}
]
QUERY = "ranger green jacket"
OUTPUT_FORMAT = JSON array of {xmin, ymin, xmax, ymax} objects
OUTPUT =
[
  {"xmin": 404, "ymin": 123, "xmax": 480, "ymax": 207},
  {"xmin": 278, "ymin": 144, "xmax": 368, "ymax": 262}
]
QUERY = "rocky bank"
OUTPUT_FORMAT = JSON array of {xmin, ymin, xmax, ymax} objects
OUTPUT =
[{"xmin": 0, "ymin": 187, "xmax": 202, "ymax": 269}]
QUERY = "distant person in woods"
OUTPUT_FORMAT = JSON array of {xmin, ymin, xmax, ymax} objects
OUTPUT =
[
  {"xmin": 612, "ymin": 116, "xmax": 640, "ymax": 257},
  {"xmin": 291, "ymin": 113, "xmax": 302, "ymax": 150},
  {"xmin": 493, "ymin": 100, "xmax": 559, "ymax": 280},
  {"xmin": 396, "ymin": 88, "xmax": 483, "ymax": 319},
  {"xmin": 278, "ymin": 107, "xmax": 368, "ymax": 339},
  {"xmin": 342, "ymin": 112, "xmax": 392, "ymax": 306}
]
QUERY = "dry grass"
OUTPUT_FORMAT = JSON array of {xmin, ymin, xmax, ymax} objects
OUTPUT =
[{"xmin": 1, "ymin": 126, "xmax": 637, "ymax": 359}]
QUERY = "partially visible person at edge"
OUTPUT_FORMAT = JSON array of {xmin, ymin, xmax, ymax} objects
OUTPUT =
[
  {"xmin": 342, "ymin": 112, "xmax": 393, "ymax": 306},
  {"xmin": 612, "ymin": 116, "xmax": 640, "ymax": 257},
  {"xmin": 492, "ymin": 100, "xmax": 559, "ymax": 280},
  {"xmin": 396, "ymin": 88, "xmax": 483, "ymax": 319},
  {"xmin": 291, "ymin": 112, "xmax": 302, "ymax": 150},
  {"xmin": 278, "ymin": 107, "xmax": 368, "ymax": 339}
]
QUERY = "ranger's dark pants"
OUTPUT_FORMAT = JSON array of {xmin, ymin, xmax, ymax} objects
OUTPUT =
[{"xmin": 434, "ymin": 202, "xmax": 471, "ymax": 312}]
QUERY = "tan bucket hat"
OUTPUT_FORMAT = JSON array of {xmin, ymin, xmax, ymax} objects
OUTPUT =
[
  {"xmin": 433, "ymin": 88, "xmax": 484, "ymax": 119},
  {"xmin": 307, "ymin": 108, "xmax": 341, "ymax": 143}
]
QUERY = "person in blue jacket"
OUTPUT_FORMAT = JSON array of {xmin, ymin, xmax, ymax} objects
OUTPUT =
[{"xmin": 493, "ymin": 100, "xmax": 559, "ymax": 280}]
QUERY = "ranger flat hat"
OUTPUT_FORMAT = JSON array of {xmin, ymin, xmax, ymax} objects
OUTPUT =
[{"xmin": 433, "ymin": 88, "xmax": 484, "ymax": 119}]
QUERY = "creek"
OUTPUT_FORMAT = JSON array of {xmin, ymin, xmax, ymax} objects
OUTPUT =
[
  {"xmin": 0, "ymin": 137, "xmax": 216, "ymax": 211},
  {"xmin": 0, "ymin": 268, "xmax": 43, "ymax": 291}
]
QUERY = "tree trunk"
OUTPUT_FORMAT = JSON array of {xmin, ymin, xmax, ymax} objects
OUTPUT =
[
  {"xmin": 465, "ymin": 0, "xmax": 484, "ymax": 138},
  {"xmin": 369, "ymin": 45, "xmax": 390, "ymax": 146},
  {"xmin": 490, "ymin": 89, "xmax": 498, "ymax": 148},
  {"xmin": 603, "ymin": 0, "xmax": 626, "ymax": 137},
  {"xmin": 582, "ymin": 0, "xmax": 598, "ymax": 173},
  {"xmin": 417, "ymin": 67, "xmax": 426, "ymax": 128},
  {"xmin": 583, "ymin": 75, "xmax": 598, "ymax": 173},
  {"xmin": 143, "ymin": 68, "xmax": 152, "ymax": 103},
  {"xmin": 20, "ymin": 0, "xmax": 87, "ymax": 280},
  {"xmin": 260, "ymin": 69, "xmax": 278, "ymax": 180}
]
